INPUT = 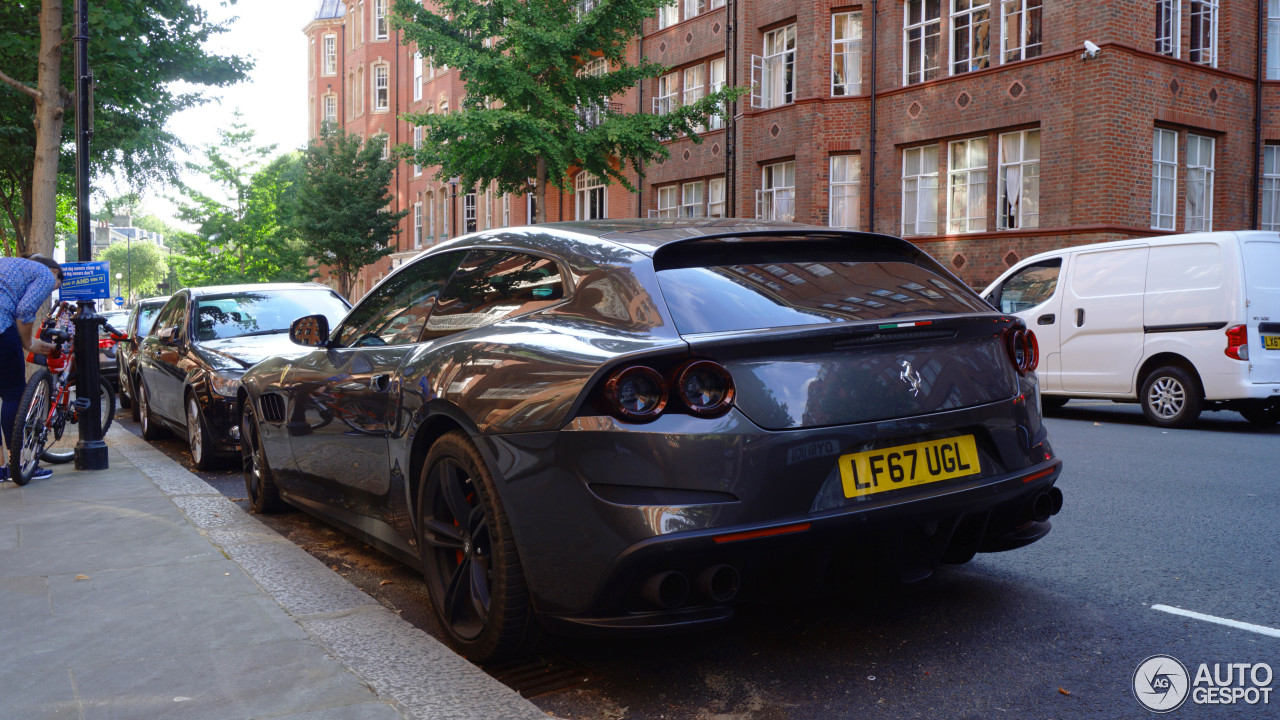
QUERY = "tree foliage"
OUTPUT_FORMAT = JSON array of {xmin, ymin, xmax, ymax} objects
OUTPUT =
[
  {"xmin": 0, "ymin": 0, "xmax": 250, "ymax": 257},
  {"xmin": 294, "ymin": 125, "xmax": 408, "ymax": 299},
  {"xmin": 171, "ymin": 116, "xmax": 313, "ymax": 287},
  {"xmin": 392, "ymin": 0, "xmax": 744, "ymax": 221},
  {"xmin": 97, "ymin": 238, "xmax": 169, "ymax": 300}
]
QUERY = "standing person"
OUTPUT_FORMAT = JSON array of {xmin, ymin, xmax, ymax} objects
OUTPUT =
[{"xmin": 1, "ymin": 253, "xmax": 63, "ymax": 482}]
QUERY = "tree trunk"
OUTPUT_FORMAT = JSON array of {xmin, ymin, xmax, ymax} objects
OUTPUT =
[
  {"xmin": 535, "ymin": 156, "xmax": 547, "ymax": 224},
  {"xmin": 27, "ymin": 0, "xmax": 67, "ymax": 259}
]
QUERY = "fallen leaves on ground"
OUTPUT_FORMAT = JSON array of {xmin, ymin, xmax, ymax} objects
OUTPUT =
[
  {"xmin": 74, "ymin": 574, "xmax": 91, "ymax": 581},
  {"xmin": 1058, "ymin": 687, "xmax": 1071, "ymax": 696}
]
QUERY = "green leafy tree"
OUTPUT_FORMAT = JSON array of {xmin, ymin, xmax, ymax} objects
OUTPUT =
[
  {"xmin": 0, "ymin": 0, "xmax": 250, "ymax": 259},
  {"xmin": 294, "ymin": 125, "xmax": 408, "ymax": 299},
  {"xmin": 172, "ymin": 116, "xmax": 313, "ymax": 286},
  {"xmin": 392, "ymin": 0, "xmax": 745, "ymax": 221},
  {"xmin": 97, "ymin": 239, "xmax": 169, "ymax": 301}
]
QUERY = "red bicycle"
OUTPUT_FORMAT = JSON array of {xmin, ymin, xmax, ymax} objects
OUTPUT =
[{"xmin": 8, "ymin": 302, "xmax": 123, "ymax": 485}]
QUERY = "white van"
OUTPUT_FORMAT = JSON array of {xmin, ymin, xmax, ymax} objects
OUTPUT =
[{"xmin": 981, "ymin": 231, "xmax": 1280, "ymax": 427}]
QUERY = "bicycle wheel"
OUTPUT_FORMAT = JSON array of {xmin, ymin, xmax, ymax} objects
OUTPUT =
[
  {"xmin": 10, "ymin": 370, "xmax": 53, "ymax": 486},
  {"xmin": 40, "ymin": 378, "xmax": 114, "ymax": 464}
]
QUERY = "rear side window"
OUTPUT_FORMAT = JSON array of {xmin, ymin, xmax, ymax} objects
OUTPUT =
[
  {"xmin": 424, "ymin": 250, "xmax": 565, "ymax": 337},
  {"xmin": 657, "ymin": 259, "xmax": 987, "ymax": 335}
]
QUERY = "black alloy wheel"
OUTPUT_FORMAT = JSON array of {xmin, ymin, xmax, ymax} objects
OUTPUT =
[
  {"xmin": 417, "ymin": 431, "xmax": 540, "ymax": 663},
  {"xmin": 1140, "ymin": 365, "xmax": 1203, "ymax": 429},
  {"xmin": 241, "ymin": 403, "xmax": 285, "ymax": 513},
  {"xmin": 137, "ymin": 380, "xmax": 164, "ymax": 441},
  {"xmin": 186, "ymin": 394, "xmax": 218, "ymax": 471}
]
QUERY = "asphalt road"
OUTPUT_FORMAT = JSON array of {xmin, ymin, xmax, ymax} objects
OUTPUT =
[{"xmin": 112, "ymin": 399, "xmax": 1279, "ymax": 719}]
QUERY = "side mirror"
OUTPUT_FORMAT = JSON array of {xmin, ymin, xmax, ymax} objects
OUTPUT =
[
  {"xmin": 158, "ymin": 326, "xmax": 179, "ymax": 344},
  {"xmin": 290, "ymin": 314, "xmax": 331, "ymax": 347}
]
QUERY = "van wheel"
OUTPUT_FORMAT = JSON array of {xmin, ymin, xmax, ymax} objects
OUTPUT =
[
  {"xmin": 1140, "ymin": 366, "xmax": 1202, "ymax": 428},
  {"xmin": 1041, "ymin": 396, "xmax": 1068, "ymax": 412},
  {"xmin": 1239, "ymin": 402, "xmax": 1280, "ymax": 426}
]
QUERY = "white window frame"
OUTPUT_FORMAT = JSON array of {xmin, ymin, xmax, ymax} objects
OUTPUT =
[
  {"xmin": 1270, "ymin": 1, "xmax": 1280, "ymax": 79},
  {"xmin": 413, "ymin": 127, "xmax": 423, "ymax": 176},
  {"xmin": 1000, "ymin": 0, "xmax": 1042, "ymax": 63},
  {"xmin": 375, "ymin": 0, "xmax": 388, "ymax": 40},
  {"xmin": 576, "ymin": 171, "xmax": 607, "ymax": 220},
  {"xmin": 425, "ymin": 190, "xmax": 435, "ymax": 240},
  {"xmin": 1151, "ymin": 128, "xmax": 1178, "ymax": 230},
  {"xmin": 902, "ymin": 145, "xmax": 939, "ymax": 236},
  {"xmin": 829, "ymin": 155, "xmax": 860, "ymax": 230},
  {"xmin": 997, "ymin": 130, "xmax": 1039, "ymax": 230},
  {"xmin": 464, "ymin": 192, "xmax": 477, "ymax": 233},
  {"xmin": 832, "ymin": 12, "xmax": 863, "ymax": 96},
  {"xmin": 653, "ymin": 72, "xmax": 679, "ymax": 115},
  {"xmin": 1156, "ymin": 0, "xmax": 1180, "ymax": 58},
  {"xmin": 374, "ymin": 64, "xmax": 390, "ymax": 111},
  {"xmin": 413, "ymin": 52, "xmax": 424, "ymax": 102},
  {"xmin": 378, "ymin": 133, "xmax": 390, "ymax": 160},
  {"xmin": 683, "ymin": 65, "xmax": 705, "ymax": 132},
  {"xmin": 710, "ymin": 0, "xmax": 725, "ymax": 8},
  {"xmin": 1263, "ymin": 146, "xmax": 1280, "ymax": 231},
  {"xmin": 1189, "ymin": 0, "xmax": 1219, "ymax": 67},
  {"xmin": 708, "ymin": 177, "xmax": 726, "ymax": 218},
  {"xmin": 441, "ymin": 192, "xmax": 451, "ymax": 240},
  {"xmin": 684, "ymin": 0, "xmax": 706, "ymax": 20},
  {"xmin": 752, "ymin": 24, "xmax": 796, "ymax": 108},
  {"xmin": 950, "ymin": 0, "xmax": 991, "ymax": 75},
  {"xmin": 323, "ymin": 93, "xmax": 338, "ymax": 125},
  {"xmin": 323, "ymin": 35, "xmax": 337, "ymax": 75},
  {"xmin": 658, "ymin": 1, "xmax": 678, "ymax": 29},
  {"xmin": 1185, "ymin": 134, "xmax": 1215, "ymax": 232},
  {"xmin": 503, "ymin": 193, "xmax": 511, "ymax": 227},
  {"xmin": 709, "ymin": 58, "xmax": 727, "ymax": 129},
  {"xmin": 947, "ymin": 138, "xmax": 988, "ymax": 233},
  {"xmin": 904, "ymin": 0, "xmax": 942, "ymax": 84},
  {"xmin": 657, "ymin": 185, "xmax": 679, "ymax": 218},
  {"xmin": 681, "ymin": 181, "xmax": 705, "ymax": 217},
  {"xmin": 414, "ymin": 201, "xmax": 423, "ymax": 248},
  {"xmin": 757, "ymin": 161, "xmax": 796, "ymax": 222}
]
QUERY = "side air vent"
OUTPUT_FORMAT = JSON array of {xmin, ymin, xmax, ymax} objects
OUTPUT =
[{"xmin": 260, "ymin": 393, "xmax": 286, "ymax": 423}]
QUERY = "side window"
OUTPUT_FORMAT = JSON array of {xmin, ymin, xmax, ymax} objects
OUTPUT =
[
  {"xmin": 153, "ymin": 296, "xmax": 188, "ymax": 337},
  {"xmin": 996, "ymin": 259, "xmax": 1061, "ymax": 313},
  {"xmin": 332, "ymin": 252, "xmax": 465, "ymax": 347},
  {"xmin": 424, "ymin": 250, "xmax": 565, "ymax": 337}
]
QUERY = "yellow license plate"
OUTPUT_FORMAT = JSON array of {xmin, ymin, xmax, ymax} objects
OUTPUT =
[
  {"xmin": 839, "ymin": 435, "xmax": 981, "ymax": 499},
  {"xmin": 1265, "ymin": 335, "xmax": 1280, "ymax": 350}
]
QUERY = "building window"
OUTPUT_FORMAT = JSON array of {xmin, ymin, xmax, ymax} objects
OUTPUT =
[
  {"xmin": 375, "ymin": 0, "xmax": 388, "ymax": 39},
  {"xmin": 414, "ymin": 201, "xmax": 423, "ymax": 248},
  {"xmin": 1151, "ymin": 128, "xmax": 1178, "ymax": 230},
  {"xmin": 1156, "ymin": 0, "xmax": 1180, "ymax": 58},
  {"xmin": 905, "ymin": 0, "xmax": 941, "ymax": 84},
  {"xmin": 1270, "ymin": 1, "xmax": 1280, "ymax": 79},
  {"xmin": 576, "ymin": 171, "xmax": 606, "ymax": 220},
  {"xmin": 654, "ymin": 72, "xmax": 678, "ymax": 115},
  {"xmin": 681, "ymin": 181, "xmax": 705, "ymax": 217},
  {"xmin": 753, "ymin": 24, "xmax": 796, "ymax": 108},
  {"xmin": 710, "ymin": 0, "xmax": 725, "ymax": 7},
  {"xmin": 758, "ymin": 161, "xmax": 796, "ymax": 222},
  {"xmin": 684, "ymin": 0, "xmax": 706, "ymax": 20},
  {"xmin": 425, "ymin": 190, "xmax": 435, "ymax": 239},
  {"xmin": 374, "ymin": 64, "xmax": 389, "ymax": 111},
  {"xmin": 309, "ymin": 38, "xmax": 315, "ymax": 78},
  {"xmin": 347, "ymin": 70, "xmax": 355, "ymax": 118},
  {"xmin": 464, "ymin": 193, "xmax": 477, "ymax": 233},
  {"xmin": 413, "ymin": 127, "xmax": 423, "ymax": 176},
  {"xmin": 1000, "ymin": 0, "xmax": 1041, "ymax": 63},
  {"xmin": 902, "ymin": 145, "xmax": 939, "ymax": 236},
  {"xmin": 323, "ymin": 94, "xmax": 337, "ymax": 125},
  {"xmin": 1189, "ymin": 0, "xmax": 1218, "ymax": 66},
  {"xmin": 951, "ymin": 1, "xmax": 991, "ymax": 74},
  {"xmin": 441, "ymin": 191, "xmax": 451, "ymax": 239},
  {"xmin": 378, "ymin": 133, "xmax": 390, "ymax": 160},
  {"xmin": 1263, "ymin": 147, "xmax": 1280, "ymax": 231},
  {"xmin": 997, "ymin": 130, "xmax": 1039, "ymax": 230},
  {"xmin": 657, "ymin": 185, "xmax": 678, "ymax": 218},
  {"xmin": 708, "ymin": 177, "xmax": 726, "ymax": 217},
  {"xmin": 683, "ymin": 65, "xmax": 705, "ymax": 131},
  {"xmin": 356, "ymin": 2, "xmax": 365, "ymax": 46},
  {"xmin": 355, "ymin": 67, "xmax": 364, "ymax": 115},
  {"xmin": 323, "ymin": 35, "xmax": 337, "ymax": 75},
  {"xmin": 709, "ymin": 58, "xmax": 727, "ymax": 129},
  {"xmin": 503, "ymin": 193, "xmax": 511, "ymax": 227},
  {"xmin": 832, "ymin": 12, "xmax": 863, "ymax": 96},
  {"xmin": 1185, "ymin": 134, "xmax": 1214, "ymax": 232},
  {"xmin": 948, "ymin": 138, "xmax": 988, "ymax": 233},
  {"xmin": 829, "ymin": 156, "xmax": 860, "ymax": 230},
  {"xmin": 413, "ymin": 52, "xmax": 424, "ymax": 101},
  {"xmin": 526, "ymin": 192, "xmax": 537, "ymax": 224},
  {"xmin": 658, "ymin": 1, "xmax": 678, "ymax": 29}
]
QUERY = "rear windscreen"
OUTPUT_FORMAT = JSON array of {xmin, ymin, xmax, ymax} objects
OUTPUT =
[{"xmin": 656, "ymin": 260, "xmax": 989, "ymax": 335}]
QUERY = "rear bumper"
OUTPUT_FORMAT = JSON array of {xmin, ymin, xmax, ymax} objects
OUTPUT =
[{"xmin": 1199, "ymin": 373, "xmax": 1280, "ymax": 402}]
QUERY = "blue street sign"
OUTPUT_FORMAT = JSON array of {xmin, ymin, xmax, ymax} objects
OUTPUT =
[
  {"xmin": 114, "ymin": 296, "xmax": 125, "ymax": 306},
  {"xmin": 59, "ymin": 261, "xmax": 111, "ymax": 300}
]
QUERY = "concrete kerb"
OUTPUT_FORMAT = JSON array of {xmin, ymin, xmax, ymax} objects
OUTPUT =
[{"xmin": 104, "ymin": 425, "xmax": 550, "ymax": 720}]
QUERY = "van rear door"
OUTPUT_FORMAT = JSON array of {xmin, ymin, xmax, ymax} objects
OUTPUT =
[
  {"xmin": 1060, "ymin": 245, "xmax": 1149, "ymax": 394},
  {"xmin": 1242, "ymin": 235, "xmax": 1280, "ymax": 383}
]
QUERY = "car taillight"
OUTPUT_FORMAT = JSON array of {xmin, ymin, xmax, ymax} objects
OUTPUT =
[
  {"xmin": 674, "ymin": 360, "xmax": 735, "ymax": 417},
  {"xmin": 1005, "ymin": 327, "xmax": 1039, "ymax": 374},
  {"xmin": 98, "ymin": 337, "xmax": 115, "ymax": 349},
  {"xmin": 1225, "ymin": 324, "xmax": 1249, "ymax": 361},
  {"xmin": 603, "ymin": 366, "xmax": 667, "ymax": 421}
]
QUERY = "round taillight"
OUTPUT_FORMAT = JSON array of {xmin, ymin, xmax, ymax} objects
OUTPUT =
[
  {"xmin": 1005, "ymin": 327, "xmax": 1039, "ymax": 374},
  {"xmin": 1022, "ymin": 329, "xmax": 1039, "ymax": 373},
  {"xmin": 675, "ymin": 360, "xmax": 735, "ymax": 417},
  {"xmin": 604, "ymin": 366, "xmax": 667, "ymax": 421}
]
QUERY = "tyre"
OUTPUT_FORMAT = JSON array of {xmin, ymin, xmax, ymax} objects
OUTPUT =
[
  {"xmin": 417, "ymin": 431, "xmax": 540, "ymax": 663},
  {"xmin": 186, "ymin": 393, "xmax": 219, "ymax": 471},
  {"xmin": 1140, "ymin": 365, "xmax": 1202, "ymax": 428},
  {"xmin": 1041, "ymin": 395, "xmax": 1069, "ymax": 412},
  {"xmin": 137, "ymin": 379, "xmax": 164, "ymax": 441},
  {"xmin": 9, "ymin": 370, "xmax": 53, "ymax": 486},
  {"xmin": 118, "ymin": 379, "xmax": 132, "ymax": 409},
  {"xmin": 242, "ymin": 402, "xmax": 285, "ymax": 513},
  {"xmin": 1239, "ymin": 402, "xmax": 1280, "ymax": 426}
]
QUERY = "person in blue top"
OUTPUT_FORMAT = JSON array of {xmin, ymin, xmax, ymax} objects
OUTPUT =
[{"xmin": 1, "ymin": 253, "xmax": 64, "ymax": 482}]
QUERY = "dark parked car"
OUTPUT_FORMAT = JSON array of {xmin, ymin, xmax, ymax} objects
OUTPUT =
[
  {"xmin": 135, "ymin": 283, "xmax": 350, "ymax": 470},
  {"xmin": 116, "ymin": 296, "xmax": 169, "ymax": 417},
  {"xmin": 237, "ymin": 220, "xmax": 1063, "ymax": 663},
  {"xmin": 96, "ymin": 309, "xmax": 131, "ymax": 389}
]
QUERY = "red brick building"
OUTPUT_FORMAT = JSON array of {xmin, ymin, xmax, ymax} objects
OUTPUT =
[{"xmin": 305, "ymin": 0, "xmax": 1280, "ymax": 297}]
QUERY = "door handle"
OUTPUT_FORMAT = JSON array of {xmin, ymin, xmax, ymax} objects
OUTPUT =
[
  {"xmin": 1075, "ymin": 309, "xmax": 1085, "ymax": 327},
  {"xmin": 370, "ymin": 374, "xmax": 391, "ymax": 392},
  {"xmin": 1037, "ymin": 314, "xmax": 1055, "ymax": 325}
]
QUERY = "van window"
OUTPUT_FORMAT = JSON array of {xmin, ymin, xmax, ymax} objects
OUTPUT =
[
  {"xmin": 996, "ymin": 260, "xmax": 1061, "ymax": 313},
  {"xmin": 1243, "ymin": 241, "xmax": 1280, "ymax": 290},
  {"xmin": 1146, "ymin": 243, "xmax": 1222, "ymax": 293},
  {"xmin": 1071, "ymin": 247, "xmax": 1148, "ymax": 298}
]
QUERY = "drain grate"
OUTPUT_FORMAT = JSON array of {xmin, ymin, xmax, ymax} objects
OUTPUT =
[{"xmin": 486, "ymin": 655, "xmax": 597, "ymax": 698}]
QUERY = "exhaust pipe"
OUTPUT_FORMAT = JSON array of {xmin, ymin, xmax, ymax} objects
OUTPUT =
[
  {"xmin": 1030, "ymin": 492, "xmax": 1054, "ymax": 523},
  {"xmin": 642, "ymin": 571, "xmax": 690, "ymax": 610},
  {"xmin": 696, "ymin": 564, "xmax": 740, "ymax": 603},
  {"xmin": 1047, "ymin": 486, "xmax": 1063, "ymax": 515}
]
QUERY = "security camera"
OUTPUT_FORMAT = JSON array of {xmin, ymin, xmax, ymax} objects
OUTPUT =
[{"xmin": 1082, "ymin": 40, "xmax": 1100, "ymax": 59}]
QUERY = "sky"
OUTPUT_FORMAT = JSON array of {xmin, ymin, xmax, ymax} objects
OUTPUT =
[{"xmin": 108, "ymin": 0, "xmax": 315, "ymax": 228}]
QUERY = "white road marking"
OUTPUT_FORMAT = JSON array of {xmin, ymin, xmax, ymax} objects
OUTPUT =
[{"xmin": 1152, "ymin": 605, "xmax": 1280, "ymax": 639}]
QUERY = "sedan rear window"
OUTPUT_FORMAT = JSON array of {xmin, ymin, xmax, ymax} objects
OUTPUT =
[{"xmin": 656, "ymin": 244, "xmax": 988, "ymax": 335}]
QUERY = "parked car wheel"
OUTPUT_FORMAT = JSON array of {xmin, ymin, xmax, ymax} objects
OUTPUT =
[
  {"xmin": 1239, "ymin": 402, "xmax": 1280, "ymax": 426},
  {"xmin": 1140, "ymin": 365, "xmax": 1202, "ymax": 428},
  {"xmin": 138, "ymin": 381, "xmax": 164, "ymax": 441},
  {"xmin": 417, "ymin": 431, "xmax": 540, "ymax": 664},
  {"xmin": 1041, "ymin": 396, "xmax": 1069, "ymax": 412},
  {"xmin": 242, "ymin": 403, "xmax": 285, "ymax": 513},
  {"xmin": 187, "ymin": 394, "xmax": 219, "ymax": 471}
]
